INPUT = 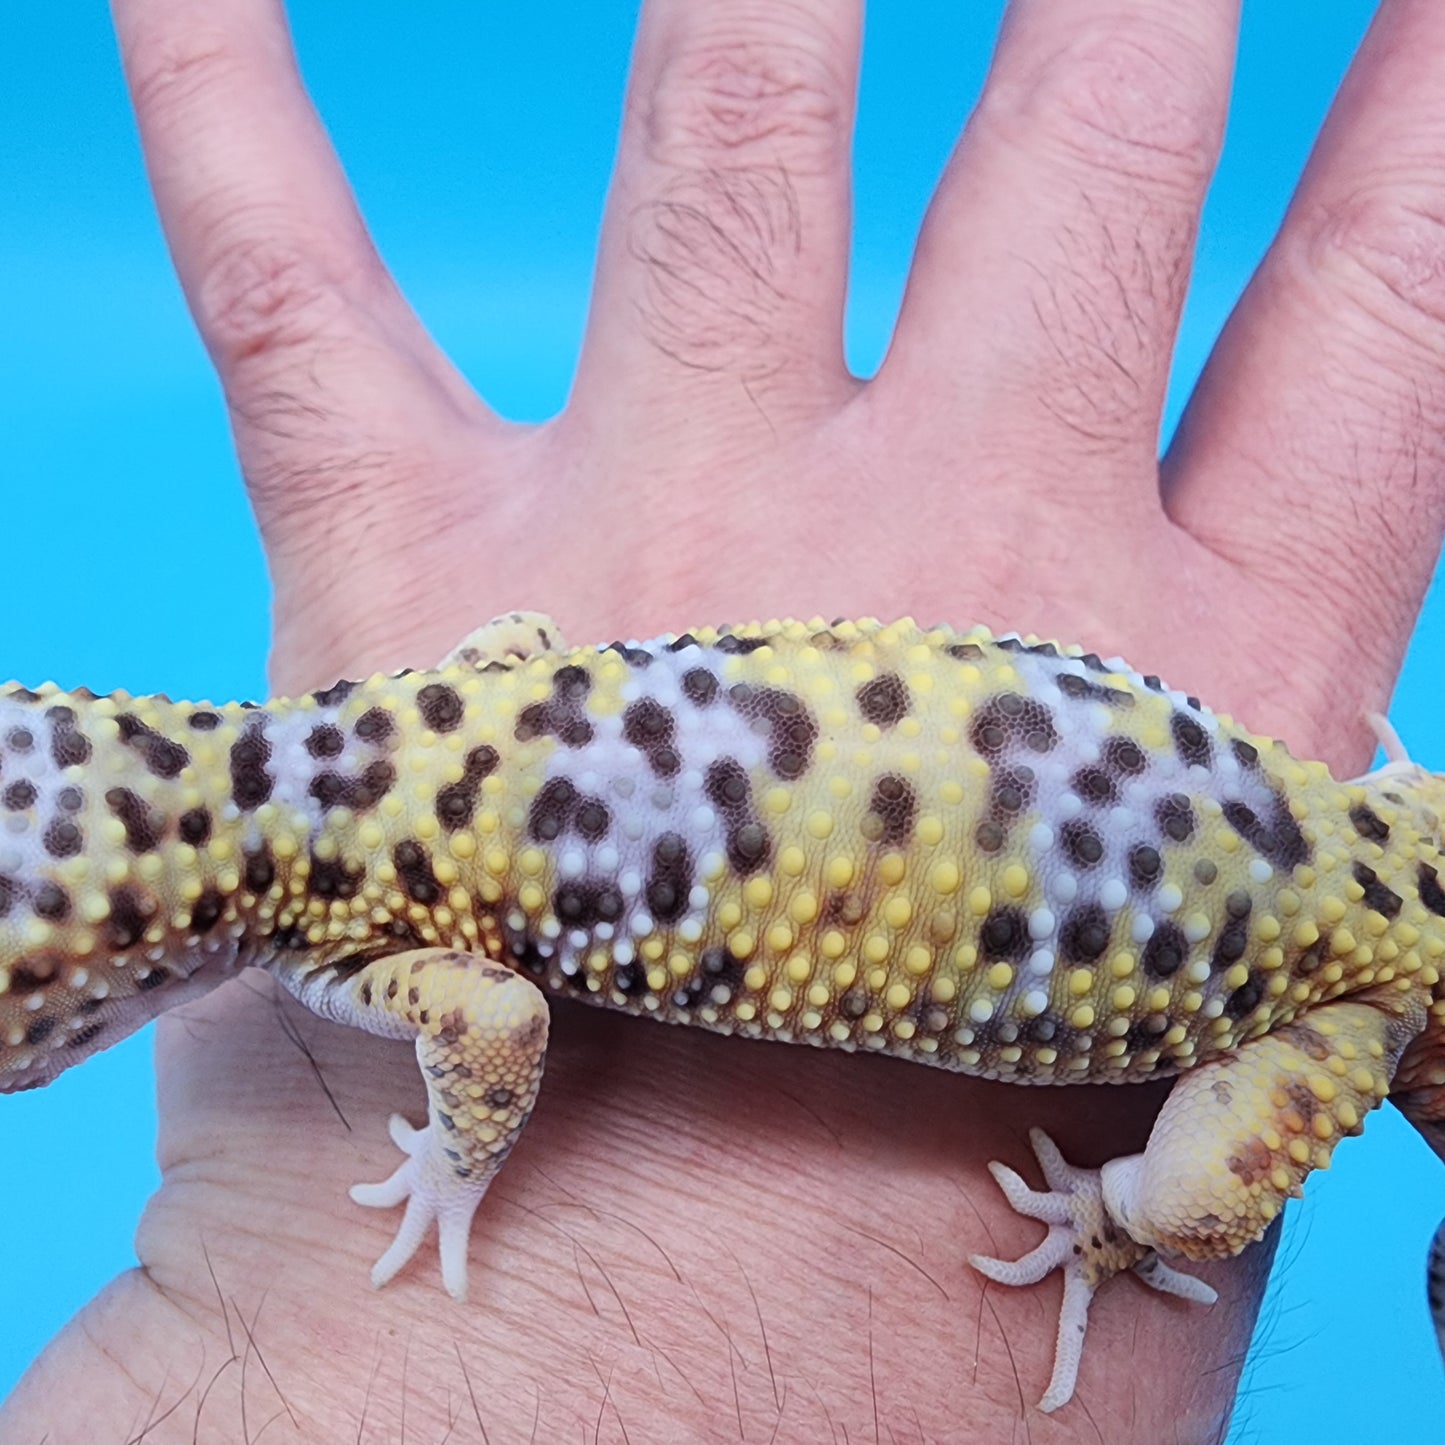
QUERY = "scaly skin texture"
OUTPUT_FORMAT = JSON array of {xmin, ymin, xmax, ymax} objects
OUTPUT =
[{"xmin": 3, "ymin": 614, "xmax": 1444, "ymax": 1410}]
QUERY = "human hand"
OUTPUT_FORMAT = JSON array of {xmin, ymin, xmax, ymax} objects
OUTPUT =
[{"xmin": 7, "ymin": 1, "xmax": 1445, "ymax": 1439}]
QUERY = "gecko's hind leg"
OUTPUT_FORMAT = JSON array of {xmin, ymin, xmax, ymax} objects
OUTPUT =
[{"xmin": 271, "ymin": 948, "xmax": 548, "ymax": 1299}]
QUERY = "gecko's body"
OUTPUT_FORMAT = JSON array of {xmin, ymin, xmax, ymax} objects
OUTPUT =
[{"xmin": 4, "ymin": 614, "xmax": 1445, "ymax": 1410}]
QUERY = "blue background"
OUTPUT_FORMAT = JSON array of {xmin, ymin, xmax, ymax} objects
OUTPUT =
[{"xmin": 3, "ymin": 3, "xmax": 1442, "ymax": 1437}]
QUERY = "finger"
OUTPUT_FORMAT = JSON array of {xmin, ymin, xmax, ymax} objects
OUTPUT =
[
  {"xmin": 112, "ymin": 0, "xmax": 495, "ymax": 495},
  {"xmin": 881, "ymin": 1, "xmax": 1238, "ymax": 488},
  {"xmin": 1165, "ymin": 0, "xmax": 1445, "ymax": 662},
  {"xmin": 572, "ymin": 0, "xmax": 861, "ymax": 430}
]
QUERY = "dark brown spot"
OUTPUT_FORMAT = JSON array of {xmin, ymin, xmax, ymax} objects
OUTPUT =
[
  {"xmin": 989, "ymin": 764, "xmax": 1035, "ymax": 819},
  {"xmin": 230, "ymin": 719, "xmax": 272, "ymax": 809},
  {"xmin": 1156, "ymin": 794, "xmax": 1195, "ymax": 843},
  {"xmin": 1059, "ymin": 903, "xmax": 1110, "ymax": 963},
  {"xmin": 1352, "ymin": 862, "xmax": 1403, "ymax": 919},
  {"xmin": 1420, "ymin": 864, "xmax": 1445, "ymax": 917},
  {"xmin": 106, "ymin": 886, "xmax": 152, "ymax": 949},
  {"xmin": 1171, "ymin": 713, "xmax": 1212, "ymax": 768},
  {"xmin": 43, "ymin": 818, "xmax": 82, "ymax": 859},
  {"xmin": 515, "ymin": 665, "xmax": 593, "ymax": 748},
  {"xmin": 706, "ymin": 759, "xmax": 750, "ymax": 810},
  {"xmin": 435, "ymin": 745, "xmax": 500, "ymax": 832},
  {"xmin": 623, "ymin": 698, "xmax": 680, "ymax": 778},
  {"xmin": 970, "ymin": 693, "xmax": 1058, "ymax": 758},
  {"xmin": 1231, "ymin": 739, "xmax": 1259, "ymax": 769},
  {"xmin": 1061, "ymin": 820, "xmax": 1104, "ymax": 868},
  {"xmin": 1071, "ymin": 766, "xmax": 1116, "ymax": 805},
  {"xmin": 553, "ymin": 879, "xmax": 624, "ymax": 929},
  {"xmin": 528, "ymin": 777, "xmax": 578, "ymax": 842},
  {"xmin": 1142, "ymin": 921, "xmax": 1188, "ymax": 978},
  {"xmin": 682, "ymin": 668, "xmax": 718, "ymax": 707},
  {"xmin": 312, "ymin": 678, "xmax": 355, "ymax": 707},
  {"xmin": 71, "ymin": 1021, "xmax": 105, "ymax": 1049},
  {"xmin": 728, "ymin": 821, "xmax": 771, "ymax": 874},
  {"xmin": 946, "ymin": 641, "xmax": 985, "ymax": 661},
  {"xmin": 1056, "ymin": 673, "xmax": 1132, "ymax": 706},
  {"xmin": 244, "ymin": 844, "xmax": 276, "ymax": 894},
  {"xmin": 188, "ymin": 710, "xmax": 222, "ymax": 730},
  {"xmin": 1211, "ymin": 893, "xmax": 1252, "ymax": 970},
  {"xmin": 309, "ymin": 852, "xmax": 364, "ymax": 900},
  {"xmin": 2, "ymin": 780, "xmax": 36, "ymax": 811},
  {"xmin": 305, "ymin": 724, "xmax": 345, "ymax": 759},
  {"xmin": 7, "ymin": 728, "xmax": 32, "ymax": 751},
  {"xmin": 116, "ymin": 713, "xmax": 189, "ymax": 779},
  {"xmin": 975, "ymin": 819, "xmax": 1005, "ymax": 853},
  {"xmin": 1225, "ymin": 973, "xmax": 1266, "ymax": 1019},
  {"xmin": 575, "ymin": 797, "xmax": 610, "ymax": 841},
  {"xmin": 49, "ymin": 707, "xmax": 91, "ymax": 768},
  {"xmin": 33, "ymin": 883, "xmax": 70, "ymax": 922},
  {"xmin": 393, "ymin": 840, "xmax": 440, "ymax": 905},
  {"xmin": 189, "ymin": 888, "xmax": 225, "ymax": 934},
  {"xmin": 856, "ymin": 673, "xmax": 910, "ymax": 728},
  {"xmin": 980, "ymin": 906, "xmax": 1029, "ymax": 961},
  {"xmin": 178, "ymin": 807, "xmax": 212, "ymax": 846},
  {"xmin": 866, "ymin": 774, "xmax": 916, "ymax": 846},
  {"xmin": 728, "ymin": 685, "xmax": 819, "ymax": 780},
  {"xmin": 1349, "ymin": 804, "xmax": 1390, "ymax": 845},
  {"xmin": 646, "ymin": 832, "xmax": 692, "ymax": 923},
  {"xmin": 1103, "ymin": 736, "xmax": 1146, "ymax": 775},
  {"xmin": 1222, "ymin": 793, "xmax": 1309, "ymax": 871},
  {"xmin": 57, "ymin": 787, "xmax": 82, "ymax": 812},
  {"xmin": 714, "ymin": 632, "xmax": 768, "ymax": 654},
  {"xmin": 354, "ymin": 707, "xmax": 394, "ymax": 743},
  {"xmin": 309, "ymin": 760, "xmax": 396, "ymax": 812},
  {"xmin": 417, "ymin": 683, "xmax": 464, "ymax": 733},
  {"xmin": 25, "ymin": 1015, "xmax": 56, "ymax": 1046},
  {"xmin": 106, "ymin": 787, "xmax": 164, "ymax": 852}
]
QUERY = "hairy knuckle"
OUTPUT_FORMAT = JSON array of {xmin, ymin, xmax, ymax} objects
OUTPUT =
[
  {"xmin": 638, "ymin": 34, "xmax": 846, "ymax": 173},
  {"xmin": 1306, "ymin": 187, "xmax": 1445, "ymax": 343},
  {"xmin": 980, "ymin": 19, "xmax": 1222, "ymax": 191},
  {"xmin": 195, "ymin": 232, "xmax": 350, "ymax": 367}
]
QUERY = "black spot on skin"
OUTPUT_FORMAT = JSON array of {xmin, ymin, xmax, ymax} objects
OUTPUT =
[
  {"xmin": 48, "ymin": 707, "xmax": 91, "ymax": 768},
  {"xmin": 230, "ymin": 719, "xmax": 273, "ymax": 809},
  {"xmin": 136, "ymin": 969, "xmax": 168, "ymax": 992},
  {"xmin": 309, "ymin": 760, "xmax": 397, "ymax": 812},
  {"xmin": 970, "ymin": 693, "xmax": 1058, "ymax": 758},
  {"xmin": 682, "ymin": 668, "xmax": 718, "ymax": 707},
  {"xmin": 311, "ymin": 679, "xmax": 355, "ymax": 707},
  {"xmin": 417, "ymin": 683, "xmax": 464, "ymax": 733},
  {"xmin": 2, "ymin": 780, "xmax": 36, "ymax": 811},
  {"xmin": 728, "ymin": 821, "xmax": 771, "ymax": 874},
  {"xmin": 529, "ymin": 778, "xmax": 578, "ymax": 842},
  {"xmin": 43, "ymin": 818, "xmax": 82, "ymax": 859},
  {"xmin": 1171, "ymin": 713, "xmax": 1212, "ymax": 768},
  {"xmin": 1211, "ymin": 891, "xmax": 1252, "ymax": 971},
  {"xmin": 705, "ymin": 758, "xmax": 772, "ymax": 874},
  {"xmin": 554, "ymin": 880, "xmax": 624, "ymax": 930},
  {"xmin": 706, "ymin": 759, "xmax": 750, "ymax": 810},
  {"xmin": 189, "ymin": 888, "xmax": 225, "ymax": 934},
  {"xmin": 188, "ymin": 710, "xmax": 222, "ymax": 730},
  {"xmin": 106, "ymin": 787, "xmax": 163, "ymax": 852},
  {"xmin": 393, "ymin": 840, "xmax": 440, "ymax": 905},
  {"xmin": 310, "ymin": 852, "xmax": 364, "ymax": 900},
  {"xmin": 1225, "ymin": 973, "xmax": 1266, "ymax": 1019},
  {"xmin": 856, "ymin": 673, "xmax": 910, "ymax": 728},
  {"xmin": 106, "ymin": 886, "xmax": 152, "ymax": 949},
  {"xmin": 671, "ymin": 944, "xmax": 747, "ymax": 1010},
  {"xmin": 70, "ymin": 1021, "xmax": 106, "ymax": 1049},
  {"xmin": 1103, "ymin": 736, "xmax": 1146, "ymax": 776},
  {"xmin": 575, "ymin": 798, "xmax": 610, "ymax": 841},
  {"xmin": 667, "ymin": 633, "xmax": 699, "ymax": 653},
  {"xmin": 1156, "ymin": 794, "xmax": 1195, "ymax": 843},
  {"xmin": 975, "ymin": 819, "xmax": 1005, "ymax": 853},
  {"xmin": 623, "ymin": 698, "xmax": 680, "ymax": 778},
  {"xmin": 8, "ymin": 959, "xmax": 53, "ymax": 992},
  {"xmin": 305, "ymin": 724, "xmax": 345, "ymax": 759},
  {"xmin": 646, "ymin": 832, "xmax": 693, "ymax": 923},
  {"xmin": 1349, "ymin": 804, "xmax": 1390, "ymax": 845},
  {"xmin": 946, "ymin": 642, "xmax": 985, "ymax": 660},
  {"xmin": 1056, "ymin": 673, "xmax": 1133, "ymax": 707},
  {"xmin": 1071, "ymin": 766, "xmax": 1116, "ymax": 805},
  {"xmin": 57, "ymin": 787, "xmax": 82, "ymax": 812},
  {"xmin": 1222, "ymin": 792, "xmax": 1309, "ymax": 870},
  {"xmin": 244, "ymin": 844, "xmax": 276, "ymax": 895},
  {"xmin": 7, "ymin": 728, "xmax": 32, "ymax": 751},
  {"xmin": 178, "ymin": 807, "xmax": 212, "ymax": 846},
  {"xmin": 354, "ymin": 707, "xmax": 394, "ymax": 743},
  {"xmin": 515, "ymin": 665, "xmax": 594, "ymax": 748},
  {"xmin": 988, "ymin": 764, "xmax": 1035, "ymax": 820},
  {"xmin": 1060, "ymin": 904, "xmax": 1110, "ymax": 963},
  {"xmin": 1078, "ymin": 653, "xmax": 1107, "ymax": 672},
  {"xmin": 25, "ymin": 1015, "xmax": 56, "ymax": 1046},
  {"xmin": 33, "ymin": 883, "xmax": 69, "ymax": 922},
  {"xmin": 867, "ymin": 774, "xmax": 917, "ymax": 846},
  {"xmin": 1061, "ymin": 819, "xmax": 1104, "ymax": 868},
  {"xmin": 714, "ymin": 633, "xmax": 768, "ymax": 655},
  {"xmin": 6, "ymin": 688, "xmax": 40, "ymax": 703},
  {"xmin": 980, "ymin": 906, "xmax": 1029, "ymax": 961},
  {"xmin": 1142, "ymin": 922, "xmax": 1188, "ymax": 978},
  {"xmin": 1420, "ymin": 864, "xmax": 1445, "ymax": 917},
  {"xmin": 116, "ymin": 713, "xmax": 189, "ymax": 779},
  {"xmin": 1231, "ymin": 739, "xmax": 1259, "ymax": 770},
  {"xmin": 1352, "ymin": 862, "xmax": 1403, "ymax": 919},
  {"xmin": 435, "ymin": 745, "xmax": 500, "ymax": 832},
  {"xmin": 728, "ymin": 685, "xmax": 819, "ymax": 780}
]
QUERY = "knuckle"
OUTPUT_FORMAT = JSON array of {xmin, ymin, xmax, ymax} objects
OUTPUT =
[
  {"xmin": 979, "ymin": 18, "xmax": 1223, "ymax": 191},
  {"xmin": 1304, "ymin": 187, "xmax": 1445, "ymax": 343},
  {"xmin": 194, "ymin": 231, "xmax": 352, "ymax": 367},
  {"xmin": 637, "ymin": 34, "xmax": 847, "ymax": 174},
  {"xmin": 125, "ymin": 26, "xmax": 238, "ymax": 119}
]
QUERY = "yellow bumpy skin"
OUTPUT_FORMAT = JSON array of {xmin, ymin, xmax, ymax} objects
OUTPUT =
[{"xmin": 2, "ymin": 614, "xmax": 1445, "ymax": 1413}]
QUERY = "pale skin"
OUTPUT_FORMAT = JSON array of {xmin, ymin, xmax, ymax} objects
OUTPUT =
[{"xmin": 6, "ymin": 0, "xmax": 1445, "ymax": 1440}]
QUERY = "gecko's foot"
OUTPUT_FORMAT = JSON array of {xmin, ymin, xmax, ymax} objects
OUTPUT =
[
  {"xmin": 350, "ymin": 1113, "xmax": 493, "ymax": 1301},
  {"xmin": 968, "ymin": 1128, "xmax": 1217, "ymax": 1413}
]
